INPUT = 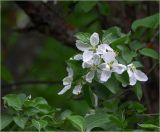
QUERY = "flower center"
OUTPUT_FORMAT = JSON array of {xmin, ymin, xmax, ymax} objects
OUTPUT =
[{"xmin": 91, "ymin": 65, "xmax": 97, "ymax": 71}]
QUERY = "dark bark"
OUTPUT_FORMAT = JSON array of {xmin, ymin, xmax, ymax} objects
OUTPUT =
[{"xmin": 15, "ymin": 1, "xmax": 76, "ymax": 48}]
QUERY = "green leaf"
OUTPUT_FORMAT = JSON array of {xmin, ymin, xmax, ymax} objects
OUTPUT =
[
  {"xmin": 32, "ymin": 97, "xmax": 48, "ymax": 105},
  {"xmin": 97, "ymin": 2, "xmax": 110, "ymax": 16},
  {"xmin": 34, "ymin": 104, "xmax": 54, "ymax": 114},
  {"xmin": 132, "ymin": 61, "xmax": 143, "ymax": 68},
  {"xmin": 67, "ymin": 60, "xmax": 87, "ymax": 80},
  {"xmin": 138, "ymin": 123, "xmax": 159, "ymax": 129},
  {"xmin": 2, "ymin": 94, "xmax": 25, "ymax": 110},
  {"xmin": 139, "ymin": 48, "xmax": 159, "ymax": 59},
  {"xmin": 102, "ymin": 27, "xmax": 125, "ymax": 44},
  {"xmin": 32, "ymin": 119, "xmax": 48, "ymax": 131},
  {"xmin": 13, "ymin": 116, "xmax": 28, "ymax": 129},
  {"xmin": 83, "ymin": 84, "xmax": 95, "ymax": 108},
  {"xmin": 132, "ymin": 13, "xmax": 159, "ymax": 31},
  {"xmin": 76, "ymin": 1, "xmax": 97, "ymax": 13},
  {"xmin": 67, "ymin": 115, "xmax": 85, "ymax": 132},
  {"xmin": 85, "ymin": 113, "xmax": 109, "ymax": 131},
  {"xmin": 129, "ymin": 40, "xmax": 145, "ymax": 51},
  {"xmin": 109, "ymin": 114, "xmax": 127, "ymax": 129},
  {"xmin": 104, "ymin": 75, "xmax": 120, "ymax": 94},
  {"xmin": 133, "ymin": 82, "xmax": 143, "ymax": 100},
  {"xmin": 128, "ymin": 102, "xmax": 145, "ymax": 113},
  {"xmin": 93, "ymin": 83, "xmax": 112, "ymax": 100},
  {"xmin": 103, "ymin": 99, "xmax": 119, "ymax": 112},
  {"xmin": 114, "ymin": 72, "xmax": 129, "ymax": 87},
  {"xmin": 1, "ymin": 114, "xmax": 13, "ymax": 130},
  {"xmin": 102, "ymin": 27, "xmax": 130, "ymax": 48},
  {"xmin": 60, "ymin": 110, "xmax": 72, "ymax": 120},
  {"xmin": 74, "ymin": 32, "xmax": 91, "ymax": 43}
]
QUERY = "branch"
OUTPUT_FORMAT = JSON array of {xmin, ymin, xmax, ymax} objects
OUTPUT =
[
  {"xmin": 140, "ymin": 113, "xmax": 159, "ymax": 116},
  {"xmin": 147, "ymin": 62, "xmax": 157, "ymax": 75},
  {"xmin": 15, "ymin": 1, "xmax": 76, "ymax": 48},
  {"xmin": 2, "ymin": 80, "xmax": 61, "ymax": 89}
]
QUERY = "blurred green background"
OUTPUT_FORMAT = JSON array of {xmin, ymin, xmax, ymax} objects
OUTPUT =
[{"xmin": 1, "ymin": 1, "xmax": 159, "ymax": 115}]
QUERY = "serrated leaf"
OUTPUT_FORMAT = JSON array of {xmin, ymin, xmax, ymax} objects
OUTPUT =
[
  {"xmin": 67, "ymin": 115, "xmax": 85, "ymax": 132},
  {"xmin": 93, "ymin": 83, "xmax": 112, "ymax": 100},
  {"xmin": 104, "ymin": 75, "xmax": 120, "ymax": 94},
  {"xmin": 83, "ymin": 84, "xmax": 95, "ymax": 108},
  {"xmin": 133, "ymin": 82, "xmax": 143, "ymax": 100},
  {"xmin": 132, "ymin": 13, "xmax": 159, "ymax": 31},
  {"xmin": 32, "ymin": 97, "xmax": 48, "ymax": 105},
  {"xmin": 74, "ymin": 32, "xmax": 91, "ymax": 43},
  {"xmin": 139, "ymin": 48, "xmax": 159, "ymax": 59},
  {"xmin": 129, "ymin": 40, "xmax": 145, "ymax": 51},
  {"xmin": 85, "ymin": 113, "xmax": 109, "ymax": 131},
  {"xmin": 1, "ymin": 114, "xmax": 13, "ymax": 130},
  {"xmin": 13, "ymin": 116, "xmax": 28, "ymax": 129},
  {"xmin": 102, "ymin": 27, "xmax": 124, "ymax": 44},
  {"xmin": 132, "ymin": 61, "xmax": 143, "ymax": 68},
  {"xmin": 114, "ymin": 72, "xmax": 129, "ymax": 87},
  {"xmin": 67, "ymin": 60, "xmax": 87, "ymax": 80},
  {"xmin": 102, "ymin": 27, "xmax": 129, "ymax": 48},
  {"xmin": 138, "ymin": 123, "xmax": 159, "ymax": 129},
  {"xmin": 109, "ymin": 114, "xmax": 127, "ymax": 129},
  {"xmin": 32, "ymin": 119, "xmax": 48, "ymax": 131},
  {"xmin": 128, "ymin": 102, "xmax": 145, "ymax": 113},
  {"xmin": 60, "ymin": 110, "xmax": 72, "ymax": 120},
  {"xmin": 2, "ymin": 94, "xmax": 25, "ymax": 111}
]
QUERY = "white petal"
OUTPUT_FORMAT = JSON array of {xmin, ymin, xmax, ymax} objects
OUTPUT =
[
  {"xmin": 82, "ymin": 61, "xmax": 92, "ymax": 68},
  {"xmin": 83, "ymin": 50, "xmax": 94, "ymax": 62},
  {"xmin": 96, "ymin": 44, "xmax": 113, "ymax": 54},
  {"xmin": 86, "ymin": 71, "xmax": 95, "ymax": 83},
  {"xmin": 93, "ymin": 93, "xmax": 98, "ymax": 107},
  {"xmin": 129, "ymin": 74, "xmax": 137, "ymax": 85},
  {"xmin": 58, "ymin": 85, "xmax": 71, "ymax": 95},
  {"xmin": 101, "ymin": 52, "xmax": 116, "ymax": 63},
  {"xmin": 127, "ymin": 68, "xmax": 133, "ymax": 77},
  {"xmin": 100, "ymin": 70, "xmax": 111, "ymax": 82},
  {"xmin": 66, "ymin": 67, "xmax": 73, "ymax": 77},
  {"xmin": 98, "ymin": 63, "xmax": 110, "ymax": 70},
  {"xmin": 134, "ymin": 70, "xmax": 148, "ymax": 82},
  {"xmin": 72, "ymin": 85, "xmax": 82, "ymax": 95},
  {"xmin": 93, "ymin": 54, "xmax": 101, "ymax": 65},
  {"xmin": 76, "ymin": 40, "xmax": 91, "ymax": 51},
  {"xmin": 73, "ymin": 54, "xmax": 83, "ymax": 60},
  {"xmin": 63, "ymin": 76, "xmax": 72, "ymax": 85},
  {"xmin": 90, "ymin": 32, "xmax": 99, "ymax": 46},
  {"xmin": 112, "ymin": 64, "xmax": 126, "ymax": 74}
]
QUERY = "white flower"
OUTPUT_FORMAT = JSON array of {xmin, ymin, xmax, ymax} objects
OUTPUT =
[
  {"xmin": 72, "ymin": 54, "xmax": 83, "ymax": 60},
  {"xmin": 127, "ymin": 63, "xmax": 148, "ymax": 86},
  {"xmin": 96, "ymin": 44, "xmax": 114, "ymax": 55},
  {"xmin": 76, "ymin": 33, "xmax": 100, "ymax": 62},
  {"xmin": 72, "ymin": 85, "xmax": 82, "ymax": 95},
  {"xmin": 83, "ymin": 54, "xmax": 101, "ymax": 83},
  {"xmin": 99, "ymin": 60, "xmax": 126, "ymax": 82},
  {"xmin": 58, "ymin": 67, "xmax": 73, "ymax": 95},
  {"xmin": 101, "ymin": 51, "xmax": 117, "ymax": 63}
]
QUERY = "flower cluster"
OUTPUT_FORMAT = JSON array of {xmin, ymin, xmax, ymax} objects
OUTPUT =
[{"xmin": 58, "ymin": 32, "xmax": 148, "ymax": 95}]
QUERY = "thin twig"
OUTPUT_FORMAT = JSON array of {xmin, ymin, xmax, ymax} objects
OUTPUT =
[
  {"xmin": 107, "ymin": 88, "xmax": 132, "ymax": 100},
  {"xmin": 147, "ymin": 63, "xmax": 158, "ymax": 75},
  {"xmin": 2, "ymin": 80, "xmax": 61, "ymax": 89},
  {"xmin": 140, "ymin": 113, "xmax": 159, "ymax": 116}
]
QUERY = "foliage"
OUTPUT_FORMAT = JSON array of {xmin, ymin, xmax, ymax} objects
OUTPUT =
[{"xmin": 1, "ymin": 2, "xmax": 159, "ymax": 132}]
